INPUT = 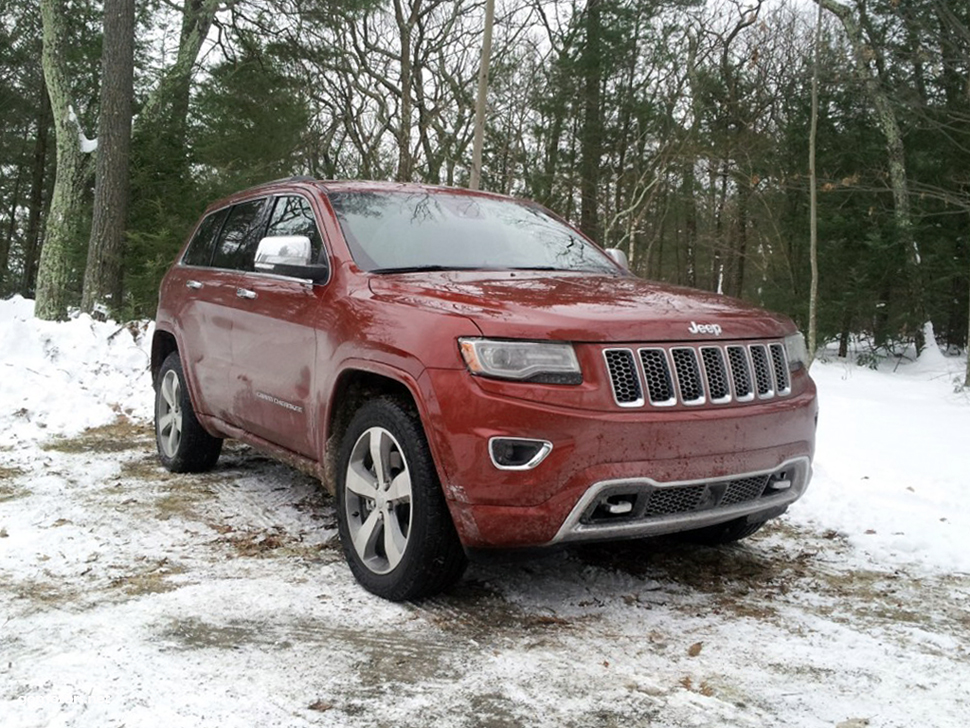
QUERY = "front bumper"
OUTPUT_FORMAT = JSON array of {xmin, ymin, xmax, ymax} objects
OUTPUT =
[{"xmin": 420, "ymin": 368, "xmax": 817, "ymax": 549}]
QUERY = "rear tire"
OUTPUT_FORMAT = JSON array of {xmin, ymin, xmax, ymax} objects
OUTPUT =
[
  {"xmin": 678, "ymin": 517, "xmax": 767, "ymax": 546},
  {"xmin": 154, "ymin": 351, "xmax": 222, "ymax": 473},
  {"xmin": 336, "ymin": 397, "xmax": 466, "ymax": 601}
]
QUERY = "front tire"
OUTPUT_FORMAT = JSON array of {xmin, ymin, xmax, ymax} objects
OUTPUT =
[
  {"xmin": 155, "ymin": 351, "xmax": 222, "ymax": 473},
  {"xmin": 336, "ymin": 397, "xmax": 466, "ymax": 601}
]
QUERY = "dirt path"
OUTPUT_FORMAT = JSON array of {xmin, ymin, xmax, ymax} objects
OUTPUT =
[{"xmin": 2, "ymin": 421, "xmax": 968, "ymax": 727}]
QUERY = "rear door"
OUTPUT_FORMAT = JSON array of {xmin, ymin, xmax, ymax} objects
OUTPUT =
[
  {"xmin": 167, "ymin": 206, "xmax": 234, "ymax": 419},
  {"xmin": 192, "ymin": 198, "xmax": 270, "ymax": 422}
]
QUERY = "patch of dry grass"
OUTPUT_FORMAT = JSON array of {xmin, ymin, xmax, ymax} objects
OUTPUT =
[
  {"xmin": 109, "ymin": 559, "xmax": 188, "ymax": 596},
  {"xmin": 43, "ymin": 418, "xmax": 153, "ymax": 454}
]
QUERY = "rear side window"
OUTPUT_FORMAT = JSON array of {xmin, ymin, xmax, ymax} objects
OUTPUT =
[
  {"xmin": 210, "ymin": 199, "xmax": 268, "ymax": 271},
  {"xmin": 266, "ymin": 196, "xmax": 324, "ymax": 261},
  {"xmin": 181, "ymin": 208, "xmax": 228, "ymax": 267}
]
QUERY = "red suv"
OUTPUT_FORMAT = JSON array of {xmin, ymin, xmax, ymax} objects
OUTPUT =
[{"xmin": 153, "ymin": 178, "xmax": 817, "ymax": 600}]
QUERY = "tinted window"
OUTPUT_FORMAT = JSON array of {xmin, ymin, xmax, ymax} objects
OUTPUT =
[
  {"xmin": 327, "ymin": 191, "xmax": 617, "ymax": 274},
  {"xmin": 210, "ymin": 199, "xmax": 267, "ymax": 271},
  {"xmin": 181, "ymin": 208, "xmax": 228, "ymax": 267},
  {"xmin": 266, "ymin": 196, "xmax": 323, "ymax": 261}
]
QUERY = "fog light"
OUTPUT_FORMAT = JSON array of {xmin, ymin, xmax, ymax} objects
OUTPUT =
[
  {"xmin": 488, "ymin": 437, "xmax": 553, "ymax": 470},
  {"xmin": 767, "ymin": 471, "xmax": 792, "ymax": 491}
]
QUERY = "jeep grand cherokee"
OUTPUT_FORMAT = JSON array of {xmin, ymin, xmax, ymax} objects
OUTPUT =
[{"xmin": 152, "ymin": 178, "xmax": 817, "ymax": 601}]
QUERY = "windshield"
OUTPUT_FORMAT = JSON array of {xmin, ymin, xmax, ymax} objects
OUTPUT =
[{"xmin": 327, "ymin": 190, "xmax": 618, "ymax": 274}]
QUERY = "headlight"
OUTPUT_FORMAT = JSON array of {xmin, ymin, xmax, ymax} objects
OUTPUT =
[
  {"xmin": 784, "ymin": 331, "xmax": 809, "ymax": 371},
  {"xmin": 459, "ymin": 338, "xmax": 582, "ymax": 384}
]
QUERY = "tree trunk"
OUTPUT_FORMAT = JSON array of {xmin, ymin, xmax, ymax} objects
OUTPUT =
[
  {"xmin": 579, "ymin": 0, "xmax": 603, "ymax": 242},
  {"xmin": 966, "ymin": 214, "xmax": 970, "ymax": 388},
  {"xmin": 807, "ymin": 0, "xmax": 821, "ymax": 369},
  {"xmin": 21, "ymin": 77, "xmax": 53, "ymax": 297},
  {"xmin": 732, "ymin": 182, "xmax": 749, "ymax": 297},
  {"xmin": 138, "ymin": 0, "xmax": 219, "ymax": 138},
  {"xmin": 469, "ymin": 0, "xmax": 495, "ymax": 190},
  {"xmin": 35, "ymin": 0, "xmax": 93, "ymax": 321},
  {"xmin": 393, "ymin": 0, "xmax": 420, "ymax": 182},
  {"xmin": 0, "ymin": 151, "xmax": 26, "ymax": 291},
  {"xmin": 683, "ymin": 162, "xmax": 697, "ymax": 288},
  {"xmin": 81, "ymin": 0, "xmax": 135, "ymax": 317}
]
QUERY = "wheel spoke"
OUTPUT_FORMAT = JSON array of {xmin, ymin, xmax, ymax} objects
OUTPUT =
[
  {"xmin": 166, "ymin": 422, "xmax": 179, "ymax": 454},
  {"xmin": 369, "ymin": 430, "xmax": 389, "ymax": 486},
  {"xmin": 161, "ymin": 374, "xmax": 178, "ymax": 409},
  {"xmin": 353, "ymin": 508, "xmax": 382, "ymax": 561},
  {"xmin": 158, "ymin": 411, "xmax": 174, "ymax": 433},
  {"xmin": 346, "ymin": 458, "xmax": 379, "ymax": 499},
  {"xmin": 385, "ymin": 470, "xmax": 412, "ymax": 505},
  {"xmin": 383, "ymin": 509, "xmax": 408, "ymax": 569}
]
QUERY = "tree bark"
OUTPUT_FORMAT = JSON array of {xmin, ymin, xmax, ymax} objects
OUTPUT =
[
  {"xmin": 469, "ymin": 0, "xmax": 495, "ymax": 190},
  {"xmin": 21, "ymin": 77, "xmax": 53, "ymax": 297},
  {"xmin": 0, "ymin": 151, "xmax": 25, "ymax": 291},
  {"xmin": 579, "ymin": 0, "xmax": 603, "ymax": 242},
  {"xmin": 807, "ymin": 0, "xmax": 822, "ymax": 368},
  {"xmin": 393, "ymin": 0, "xmax": 420, "ymax": 182},
  {"xmin": 35, "ymin": 0, "xmax": 94, "ymax": 321},
  {"xmin": 81, "ymin": 0, "xmax": 135, "ymax": 317},
  {"xmin": 138, "ymin": 0, "xmax": 220, "ymax": 139}
]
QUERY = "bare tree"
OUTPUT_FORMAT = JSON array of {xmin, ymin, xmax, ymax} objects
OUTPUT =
[
  {"xmin": 808, "ymin": 0, "xmax": 822, "ymax": 366},
  {"xmin": 469, "ymin": 0, "xmax": 495, "ymax": 190}
]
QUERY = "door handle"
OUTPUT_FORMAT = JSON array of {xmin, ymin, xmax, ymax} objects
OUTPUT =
[
  {"xmin": 236, "ymin": 288, "xmax": 257, "ymax": 300},
  {"xmin": 186, "ymin": 280, "xmax": 203, "ymax": 290}
]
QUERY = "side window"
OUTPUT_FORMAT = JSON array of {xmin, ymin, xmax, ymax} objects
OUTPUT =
[
  {"xmin": 265, "ymin": 195, "xmax": 324, "ymax": 261},
  {"xmin": 181, "ymin": 208, "xmax": 228, "ymax": 267},
  {"xmin": 210, "ymin": 199, "xmax": 267, "ymax": 271}
]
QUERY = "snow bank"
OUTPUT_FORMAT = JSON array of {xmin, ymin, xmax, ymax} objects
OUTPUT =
[
  {"xmin": 797, "ymin": 339, "xmax": 970, "ymax": 575},
  {"xmin": 0, "ymin": 295, "xmax": 154, "ymax": 446}
]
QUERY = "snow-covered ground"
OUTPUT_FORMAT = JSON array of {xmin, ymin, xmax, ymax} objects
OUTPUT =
[{"xmin": 1, "ymin": 295, "xmax": 968, "ymax": 728}]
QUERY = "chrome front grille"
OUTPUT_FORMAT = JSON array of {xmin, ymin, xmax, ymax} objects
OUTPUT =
[
  {"xmin": 603, "ymin": 340, "xmax": 792, "ymax": 408},
  {"xmin": 603, "ymin": 349, "xmax": 644, "ymax": 406}
]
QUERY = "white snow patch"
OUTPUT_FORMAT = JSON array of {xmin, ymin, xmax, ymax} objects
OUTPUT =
[
  {"xmin": 67, "ymin": 104, "xmax": 98, "ymax": 153},
  {"xmin": 0, "ymin": 295, "xmax": 153, "ymax": 446}
]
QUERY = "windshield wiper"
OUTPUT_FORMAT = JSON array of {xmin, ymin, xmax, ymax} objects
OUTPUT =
[{"xmin": 369, "ymin": 265, "xmax": 474, "ymax": 274}]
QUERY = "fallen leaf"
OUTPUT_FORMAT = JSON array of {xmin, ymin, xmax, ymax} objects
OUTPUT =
[
  {"xmin": 688, "ymin": 642, "xmax": 703, "ymax": 657},
  {"xmin": 308, "ymin": 700, "xmax": 332, "ymax": 712}
]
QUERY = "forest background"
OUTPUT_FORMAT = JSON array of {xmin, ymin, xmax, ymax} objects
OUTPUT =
[{"xmin": 1, "ymin": 0, "xmax": 968, "ymax": 371}]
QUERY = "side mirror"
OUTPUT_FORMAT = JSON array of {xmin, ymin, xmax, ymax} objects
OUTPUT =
[
  {"xmin": 604, "ymin": 248, "xmax": 629, "ymax": 270},
  {"xmin": 254, "ymin": 235, "xmax": 329, "ymax": 283}
]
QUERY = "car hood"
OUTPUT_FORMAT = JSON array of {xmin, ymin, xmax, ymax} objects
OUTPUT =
[{"xmin": 367, "ymin": 271, "xmax": 794, "ymax": 342}]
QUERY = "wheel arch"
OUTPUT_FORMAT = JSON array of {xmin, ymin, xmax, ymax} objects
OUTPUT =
[
  {"xmin": 151, "ymin": 329, "xmax": 179, "ymax": 387},
  {"xmin": 322, "ymin": 365, "xmax": 426, "ymax": 494}
]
